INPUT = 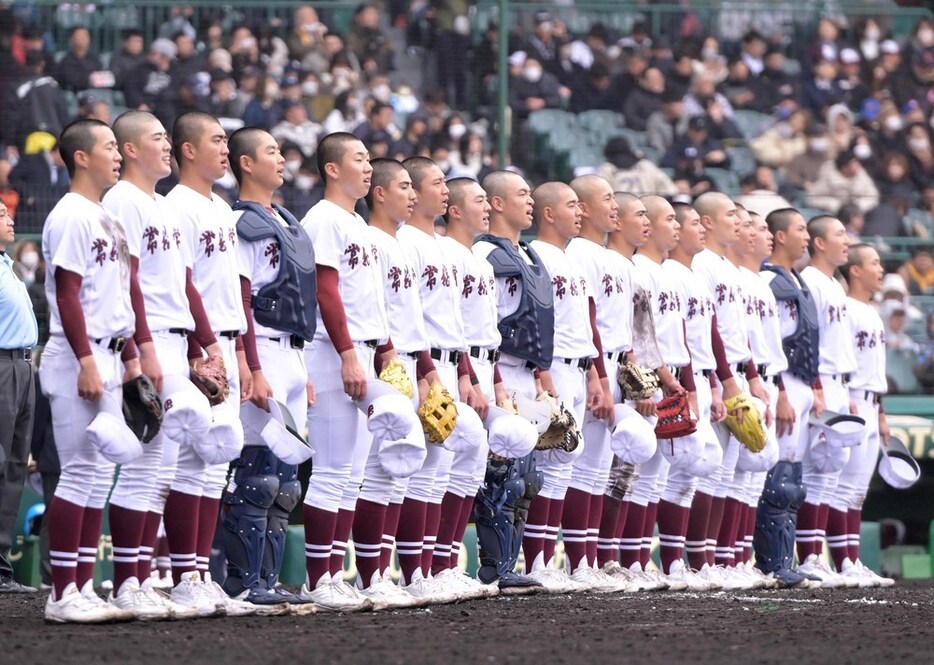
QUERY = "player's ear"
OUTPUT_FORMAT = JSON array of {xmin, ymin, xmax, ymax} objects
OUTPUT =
[
  {"xmin": 239, "ymin": 153, "xmax": 254, "ymax": 176},
  {"xmin": 489, "ymin": 194, "xmax": 505, "ymax": 213},
  {"xmin": 324, "ymin": 161, "xmax": 340, "ymax": 181}
]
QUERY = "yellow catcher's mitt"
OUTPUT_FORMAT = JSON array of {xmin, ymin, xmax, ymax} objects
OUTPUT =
[
  {"xmin": 378, "ymin": 359, "xmax": 414, "ymax": 398},
  {"xmin": 723, "ymin": 393, "xmax": 766, "ymax": 453},
  {"xmin": 617, "ymin": 361, "xmax": 660, "ymax": 401},
  {"xmin": 417, "ymin": 384, "xmax": 458, "ymax": 444}
]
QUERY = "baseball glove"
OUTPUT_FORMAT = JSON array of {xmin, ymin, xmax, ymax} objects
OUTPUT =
[
  {"xmin": 617, "ymin": 361, "xmax": 661, "ymax": 401},
  {"xmin": 654, "ymin": 393, "xmax": 697, "ymax": 439},
  {"xmin": 418, "ymin": 384, "xmax": 458, "ymax": 444},
  {"xmin": 122, "ymin": 374, "xmax": 163, "ymax": 443},
  {"xmin": 378, "ymin": 359, "xmax": 414, "ymax": 399},
  {"xmin": 535, "ymin": 393, "xmax": 580, "ymax": 453},
  {"xmin": 190, "ymin": 354, "xmax": 229, "ymax": 407},
  {"xmin": 497, "ymin": 397, "xmax": 519, "ymax": 416},
  {"xmin": 723, "ymin": 393, "xmax": 767, "ymax": 453}
]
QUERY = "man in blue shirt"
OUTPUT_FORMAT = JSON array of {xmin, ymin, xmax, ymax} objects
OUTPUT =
[{"xmin": 0, "ymin": 200, "xmax": 39, "ymax": 592}]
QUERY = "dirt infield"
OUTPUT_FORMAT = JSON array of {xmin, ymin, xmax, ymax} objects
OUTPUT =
[{"xmin": 3, "ymin": 582, "xmax": 933, "ymax": 664}]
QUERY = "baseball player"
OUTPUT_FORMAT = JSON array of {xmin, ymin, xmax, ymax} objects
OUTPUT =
[
  {"xmin": 352, "ymin": 157, "xmax": 435, "ymax": 609},
  {"xmin": 300, "ymin": 132, "xmax": 387, "ymax": 612},
  {"xmin": 41, "ymin": 119, "xmax": 139, "ymax": 623},
  {"xmin": 830, "ymin": 244, "xmax": 894, "ymax": 587},
  {"xmin": 224, "ymin": 127, "xmax": 318, "ymax": 612},
  {"xmin": 754, "ymin": 208, "xmax": 820, "ymax": 586},
  {"xmin": 796, "ymin": 215, "xmax": 858, "ymax": 587},
  {"xmin": 473, "ymin": 170, "xmax": 552, "ymax": 592},
  {"xmin": 164, "ymin": 111, "xmax": 251, "ymax": 610},
  {"xmin": 522, "ymin": 182, "xmax": 606, "ymax": 590},
  {"xmin": 102, "ymin": 110, "xmax": 223, "ymax": 619}
]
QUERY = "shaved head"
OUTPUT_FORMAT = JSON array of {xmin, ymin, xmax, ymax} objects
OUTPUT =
[
  {"xmin": 172, "ymin": 111, "xmax": 218, "ymax": 165},
  {"xmin": 641, "ymin": 194, "xmax": 672, "ymax": 222},
  {"xmin": 532, "ymin": 181, "xmax": 573, "ymax": 222},
  {"xmin": 614, "ymin": 191, "xmax": 640, "ymax": 214},
  {"xmin": 365, "ymin": 157, "xmax": 405, "ymax": 208},
  {"xmin": 569, "ymin": 174, "xmax": 606, "ymax": 203},
  {"xmin": 807, "ymin": 215, "xmax": 839, "ymax": 255},
  {"xmin": 446, "ymin": 177, "xmax": 480, "ymax": 211},
  {"xmin": 481, "ymin": 170, "xmax": 523, "ymax": 201},
  {"xmin": 112, "ymin": 110, "xmax": 160, "ymax": 148},
  {"xmin": 693, "ymin": 191, "xmax": 733, "ymax": 220},
  {"xmin": 766, "ymin": 207, "xmax": 802, "ymax": 235}
]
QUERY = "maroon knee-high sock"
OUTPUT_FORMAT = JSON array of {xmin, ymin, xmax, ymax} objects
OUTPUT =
[
  {"xmin": 796, "ymin": 501, "xmax": 820, "ymax": 562},
  {"xmin": 543, "ymin": 498, "xmax": 565, "ymax": 567},
  {"xmin": 196, "ymin": 496, "xmax": 221, "ymax": 576},
  {"xmin": 742, "ymin": 504, "xmax": 756, "ymax": 564},
  {"xmin": 826, "ymin": 507, "xmax": 850, "ymax": 569},
  {"xmin": 431, "ymin": 492, "xmax": 464, "ymax": 576},
  {"xmin": 330, "ymin": 508, "xmax": 356, "ymax": 578},
  {"xmin": 596, "ymin": 496, "xmax": 621, "ymax": 567},
  {"xmin": 521, "ymin": 496, "xmax": 551, "ymax": 571},
  {"xmin": 137, "ymin": 511, "xmax": 163, "ymax": 582},
  {"xmin": 396, "ymin": 498, "xmax": 427, "ymax": 584},
  {"xmin": 815, "ymin": 503, "xmax": 830, "ymax": 558},
  {"xmin": 450, "ymin": 495, "xmax": 475, "ymax": 571},
  {"xmin": 76, "ymin": 506, "xmax": 103, "ymax": 588},
  {"xmin": 715, "ymin": 498, "xmax": 741, "ymax": 567},
  {"xmin": 640, "ymin": 501, "xmax": 659, "ymax": 569},
  {"xmin": 351, "ymin": 499, "xmax": 387, "ymax": 588},
  {"xmin": 619, "ymin": 502, "xmax": 646, "ymax": 569},
  {"xmin": 421, "ymin": 502, "xmax": 443, "ymax": 574},
  {"xmin": 560, "ymin": 488, "xmax": 592, "ymax": 572},
  {"xmin": 48, "ymin": 497, "xmax": 84, "ymax": 598},
  {"xmin": 303, "ymin": 505, "xmax": 338, "ymax": 587},
  {"xmin": 381, "ymin": 501, "xmax": 403, "ymax": 572},
  {"xmin": 109, "ymin": 504, "xmax": 146, "ymax": 591},
  {"xmin": 587, "ymin": 493, "xmax": 604, "ymax": 567},
  {"xmin": 706, "ymin": 496, "xmax": 725, "ymax": 566},
  {"xmin": 163, "ymin": 490, "xmax": 200, "ymax": 581},
  {"xmin": 657, "ymin": 500, "xmax": 685, "ymax": 574},
  {"xmin": 847, "ymin": 508, "xmax": 862, "ymax": 562},
  {"xmin": 686, "ymin": 492, "xmax": 713, "ymax": 570}
]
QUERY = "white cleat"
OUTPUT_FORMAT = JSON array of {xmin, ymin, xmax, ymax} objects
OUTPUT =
[
  {"xmin": 626, "ymin": 562, "xmax": 666, "ymax": 591},
  {"xmin": 525, "ymin": 567, "xmax": 587, "ymax": 594},
  {"xmin": 401, "ymin": 572, "xmax": 460, "ymax": 605},
  {"xmin": 695, "ymin": 564, "xmax": 724, "ymax": 591},
  {"xmin": 80, "ymin": 580, "xmax": 136, "ymax": 622},
  {"xmin": 359, "ymin": 577, "xmax": 423, "ymax": 610},
  {"xmin": 150, "ymin": 569, "xmax": 174, "ymax": 590},
  {"xmin": 854, "ymin": 560, "xmax": 894, "ymax": 588},
  {"xmin": 434, "ymin": 569, "xmax": 493, "ymax": 600},
  {"xmin": 601, "ymin": 561, "xmax": 647, "ymax": 592},
  {"xmin": 170, "ymin": 571, "xmax": 225, "ymax": 617},
  {"xmin": 199, "ymin": 573, "xmax": 261, "ymax": 617},
  {"xmin": 667, "ymin": 560, "xmax": 715, "ymax": 592},
  {"xmin": 733, "ymin": 561, "xmax": 771, "ymax": 589},
  {"xmin": 796, "ymin": 554, "xmax": 847, "ymax": 589},
  {"xmin": 108, "ymin": 578, "xmax": 173, "ymax": 621},
  {"xmin": 46, "ymin": 583, "xmax": 125, "ymax": 624},
  {"xmin": 138, "ymin": 578, "xmax": 200, "ymax": 619},
  {"xmin": 298, "ymin": 578, "xmax": 374, "ymax": 613},
  {"xmin": 569, "ymin": 566, "xmax": 622, "ymax": 593}
]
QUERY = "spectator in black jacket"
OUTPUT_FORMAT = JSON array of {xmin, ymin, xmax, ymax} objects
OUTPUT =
[
  {"xmin": 11, "ymin": 50, "xmax": 69, "ymax": 151},
  {"xmin": 52, "ymin": 25, "xmax": 102, "ymax": 92},
  {"xmin": 8, "ymin": 136, "xmax": 69, "ymax": 233},
  {"xmin": 569, "ymin": 62, "xmax": 619, "ymax": 113},
  {"xmin": 507, "ymin": 55, "xmax": 564, "ymax": 120},
  {"xmin": 623, "ymin": 66, "xmax": 665, "ymax": 131},
  {"xmin": 108, "ymin": 29, "xmax": 145, "ymax": 90},
  {"xmin": 122, "ymin": 38, "xmax": 178, "ymax": 130},
  {"xmin": 661, "ymin": 115, "xmax": 730, "ymax": 170}
]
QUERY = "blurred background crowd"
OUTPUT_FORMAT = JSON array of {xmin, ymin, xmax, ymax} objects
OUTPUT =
[{"xmin": 0, "ymin": 0, "xmax": 932, "ymax": 394}]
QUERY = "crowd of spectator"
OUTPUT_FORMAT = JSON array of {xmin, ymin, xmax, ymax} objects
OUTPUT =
[{"xmin": 0, "ymin": 1, "xmax": 933, "ymax": 391}]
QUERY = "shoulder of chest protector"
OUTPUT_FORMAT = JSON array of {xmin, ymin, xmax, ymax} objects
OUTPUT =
[
  {"xmin": 271, "ymin": 203, "xmax": 316, "ymax": 269},
  {"xmin": 519, "ymin": 240, "xmax": 555, "ymax": 309},
  {"xmin": 765, "ymin": 266, "xmax": 819, "ymax": 323},
  {"xmin": 234, "ymin": 200, "xmax": 276, "ymax": 241},
  {"xmin": 476, "ymin": 234, "xmax": 523, "ymax": 277}
]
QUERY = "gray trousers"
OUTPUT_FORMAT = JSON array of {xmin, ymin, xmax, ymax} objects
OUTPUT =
[{"xmin": 0, "ymin": 356, "xmax": 35, "ymax": 576}]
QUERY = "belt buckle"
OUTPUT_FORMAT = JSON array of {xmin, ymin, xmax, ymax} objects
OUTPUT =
[
  {"xmin": 289, "ymin": 335, "xmax": 305, "ymax": 350},
  {"xmin": 23, "ymin": 347, "xmax": 32, "ymax": 362},
  {"xmin": 111, "ymin": 337, "xmax": 127, "ymax": 354}
]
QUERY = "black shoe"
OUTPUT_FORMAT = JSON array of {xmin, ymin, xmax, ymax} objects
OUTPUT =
[
  {"xmin": 0, "ymin": 574, "xmax": 38, "ymax": 593},
  {"xmin": 498, "ymin": 572, "xmax": 542, "ymax": 595}
]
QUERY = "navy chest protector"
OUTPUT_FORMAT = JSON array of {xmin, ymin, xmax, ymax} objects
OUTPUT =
[
  {"xmin": 761, "ymin": 264, "xmax": 819, "ymax": 383},
  {"xmin": 476, "ymin": 234, "xmax": 554, "ymax": 368},
  {"xmin": 234, "ymin": 201, "xmax": 317, "ymax": 341}
]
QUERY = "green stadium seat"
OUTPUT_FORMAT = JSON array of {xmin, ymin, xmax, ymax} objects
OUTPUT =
[
  {"xmin": 727, "ymin": 146, "xmax": 757, "ymax": 175},
  {"xmin": 578, "ymin": 109, "xmax": 625, "ymax": 131},
  {"xmin": 886, "ymin": 347, "xmax": 923, "ymax": 394},
  {"xmin": 901, "ymin": 553, "xmax": 932, "ymax": 579},
  {"xmin": 705, "ymin": 167, "xmax": 740, "ymax": 195},
  {"xmin": 733, "ymin": 110, "xmax": 774, "ymax": 140},
  {"xmin": 860, "ymin": 521, "xmax": 882, "ymax": 574},
  {"xmin": 881, "ymin": 544, "xmax": 926, "ymax": 577}
]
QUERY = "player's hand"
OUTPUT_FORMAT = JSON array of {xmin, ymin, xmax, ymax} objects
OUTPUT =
[
  {"xmin": 538, "ymin": 370, "xmax": 557, "ymax": 398},
  {"xmin": 470, "ymin": 387, "xmax": 489, "ymax": 420},
  {"xmin": 138, "ymin": 341, "xmax": 163, "ymax": 393},
  {"xmin": 250, "ymin": 369, "xmax": 274, "ymax": 411},
  {"xmin": 493, "ymin": 380, "xmax": 509, "ymax": 408},
  {"xmin": 879, "ymin": 412, "xmax": 891, "ymax": 446},
  {"xmin": 458, "ymin": 374, "xmax": 475, "ymax": 403},
  {"xmin": 418, "ymin": 377, "xmax": 430, "ymax": 403},
  {"xmin": 849, "ymin": 399, "xmax": 859, "ymax": 416},
  {"xmin": 636, "ymin": 398, "xmax": 657, "ymax": 418},
  {"xmin": 593, "ymin": 377, "xmax": 615, "ymax": 424},
  {"xmin": 776, "ymin": 390, "xmax": 795, "ymax": 438},
  {"xmin": 236, "ymin": 350, "xmax": 253, "ymax": 402},
  {"xmin": 77, "ymin": 356, "xmax": 104, "ymax": 402},
  {"xmin": 710, "ymin": 394, "xmax": 727, "ymax": 423},
  {"xmin": 811, "ymin": 388, "xmax": 825, "ymax": 418},
  {"xmin": 720, "ymin": 377, "xmax": 742, "ymax": 402},
  {"xmin": 339, "ymin": 349, "xmax": 367, "ymax": 400},
  {"xmin": 306, "ymin": 379, "xmax": 316, "ymax": 407},
  {"xmin": 122, "ymin": 357, "xmax": 142, "ymax": 383}
]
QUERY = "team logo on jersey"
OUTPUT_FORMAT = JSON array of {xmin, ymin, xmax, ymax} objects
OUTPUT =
[
  {"xmin": 200, "ymin": 230, "xmax": 216, "ymax": 256},
  {"xmin": 161, "ymin": 226, "xmax": 170, "ymax": 251},
  {"xmin": 479, "ymin": 277, "xmax": 491, "ymax": 296},
  {"xmin": 173, "ymin": 228, "xmax": 181, "ymax": 248},
  {"xmin": 344, "ymin": 243, "xmax": 370, "ymax": 269},
  {"xmin": 462, "ymin": 273, "xmax": 476, "ymax": 298},
  {"xmin": 687, "ymin": 296, "xmax": 700, "ymax": 319},
  {"xmin": 716, "ymin": 283, "xmax": 727, "ymax": 305},
  {"xmin": 440, "ymin": 266, "xmax": 451, "ymax": 288},
  {"xmin": 506, "ymin": 276, "xmax": 519, "ymax": 297},
  {"xmin": 602, "ymin": 274, "xmax": 613, "ymax": 297},
  {"xmin": 218, "ymin": 231, "xmax": 227, "ymax": 253},
  {"xmin": 785, "ymin": 300, "xmax": 798, "ymax": 321},
  {"xmin": 423, "ymin": 264, "xmax": 439, "ymax": 289},
  {"xmin": 265, "ymin": 241, "xmax": 280, "ymax": 269},
  {"xmin": 633, "ymin": 291, "xmax": 651, "ymax": 313},
  {"xmin": 92, "ymin": 237, "xmax": 109, "ymax": 265},
  {"xmin": 856, "ymin": 329, "xmax": 881, "ymax": 350},
  {"xmin": 827, "ymin": 303, "xmax": 846, "ymax": 324},
  {"xmin": 553, "ymin": 275, "xmax": 567, "ymax": 299},
  {"xmin": 143, "ymin": 226, "xmax": 160, "ymax": 254},
  {"xmin": 569, "ymin": 276, "xmax": 580, "ymax": 297}
]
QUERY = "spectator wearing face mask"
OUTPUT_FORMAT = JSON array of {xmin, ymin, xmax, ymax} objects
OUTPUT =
[
  {"xmin": 507, "ymin": 55, "xmax": 565, "ymax": 119},
  {"xmin": 12, "ymin": 238, "xmax": 40, "ymax": 287},
  {"xmin": 750, "ymin": 107, "xmax": 810, "ymax": 168},
  {"xmin": 806, "ymin": 149, "xmax": 879, "ymax": 213},
  {"xmin": 905, "ymin": 122, "xmax": 934, "ymax": 190},
  {"xmin": 271, "ymin": 99, "xmax": 322, "ymax": 157},
  {"xmin": 877, "ymin": 152, "xmax": 917, "ymax": 207}
]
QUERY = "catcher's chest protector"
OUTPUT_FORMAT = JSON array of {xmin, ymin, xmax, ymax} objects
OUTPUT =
[
  {"xmin": 762, "ymin": 264, "xmax": 819, "ymax": 384},
  {"xmin": 235, "ymin": 201, "xmax": 317, "ymax": 341},
  {"xmin": 477, "ymin": 234, "xmax": 555, "ymax": 368}
]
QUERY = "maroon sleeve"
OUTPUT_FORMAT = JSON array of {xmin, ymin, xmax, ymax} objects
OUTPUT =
[
  {"xmin": 121, "ymin": 337, "xmax": 137, "ymax": 362},
  {"xmin": 457, "ymin": 352, "xmax": 471, "ymax": 380},
  {"xmin": 240, "ymin": 276, "xmax": 261, "ymax": 372},
  {"xmin": 188, "ymin": 336, "xmax": 204, "ymax": 362},
  {"xmin": 679, "ymin": 361, "xmax": 696, "ymax": 392},
  {"xmin": 235, "ymin": 336, "xmax": 244, "ymax": 352},
  {"xmin": 54, "ymin": 269, "xmax": 92, "ymax": 359},
  {"xmin": 493, "ymin": 364, "xmax": 503, "ymax": 385},
  {"xmin": 589, "ymin": 299, "xmax": 607, "ymax": 380},
  {"xmin": 813, "ymin": 375, "xmax": 823, "ymax": 390},
  {"xmin": 129, "ymin": 257, "xmax": 152, "ymax": 346},
  {"xmin": 710, "ymin": 315, "xmax": 734, "ymax": 383},
  {"xmin": 186, "ymin": 268, "xmax": 217, "ymax": 349},
  {"xmin": 416, "ymin": 350, "xmax": 437, "ymax": 378},
  {"xmin": 777, "ymin": 375, "xmax": 785, "ymax": 391},
  {"xmin": 317, "ymin": 266, "xmax": 354, "ymax": 353},
  {"xmin": 745, "ymin": 358, "xmax": 759, "ymax": 381},
  {"xmin": 374, "ymin": 339, "xmax": 395, "ymax": 374}
]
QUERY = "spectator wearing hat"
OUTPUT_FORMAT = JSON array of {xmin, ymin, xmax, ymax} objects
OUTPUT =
[
  {"xmin": 122, "ymin": 37, "xmax": 179, "ymax": 129},
  {"xmin": 107, "ymin": 29, "xmax": 145, "ymax": 90},
  {"xmin": 750, "ymin": 107, "xmax": 809, "ymax": 168},
  {"xmin": 271, "ymin": 99, "xmax": 322, "ymax": 157},
  {"xmin": 806, "ymin": 149, "xmax": 879, "ymax": 213},
  {"xmin": 802, "ymin": 54, "xmax": 846, "ymax": 115},
  {"xmin": 622, "ymin": 66, "xmax": 665, "ymax": 131},
  {"xmin": 879, "ymin": 39, "xmax": 903, "ymax": 75},
  {"xmin": 661, "ymin": 115, "xmax": 730, "ymax": 170},
  {"xmin": 507, "ymin": 55, "xmax": 565, "ymax": 120},
  {"xmin": 837, "ymin": 47, "xmax": 871, "ymax": 111},
  {"xmin": 208, "ymin": 68, "xmax": 249, "ymax": 121},
  {"xmin": 51, "ymin": 25, "xmax": 103, "ymax": 92},
  {"xmin": 597, "ymin": 136, "xmax": 677, "ymax": 197},
  {"xmin": 646, "ymin": 87, "xmax": 688, "ymax": 152},
  {"xmin": 524, "ymin": 11, "xmax": 562, "ymax": 78},
  {"xmin": 347, "ymin": 2, "xmax": 395, "ymax": 73}
]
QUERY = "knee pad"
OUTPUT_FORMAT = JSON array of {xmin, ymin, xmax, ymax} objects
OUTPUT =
[
  {"xmin": 222, "ymin": 470, "xmax": 278, "ymax": 593},
  {"xmin": 86, "ymin": 411, "xmax": 143, "ymax": 465},
  {"xmin": 610, "ymin": 405, "xmax": 657, "ymax": 465},
  {"xmin": 263, "ymin": 467, "xmax": 300, "ymax": 588},
  {"xmin": 358, "ymin": 380, "xmax": 421, "ymax": 442},
  {"xmin": 443, "ymin": 402, "xmax": 485, "ymax": 453},
  {"xmin": 475, "ymin": 459, "xmax": 528, "ymax": 582},
  {"xmin": 760, "ymin": 460, "xmax": 807, "ymax": 510},
  {"xmin": 160, "ymin": 374, "xmax": 212, "ymax": 450},
  {"xmin": 753, "ymin": 500, "xmax": 796, "ymax": 575}
]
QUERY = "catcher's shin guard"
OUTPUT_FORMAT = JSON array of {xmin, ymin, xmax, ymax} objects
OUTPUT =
[
  {"xmin": 263, "ymin": 458, "xmax": 301, "ymax": 588},
  {"xmin": 222, "ymin": 446, "xmax": 280, "ymax": 595},
  {"xmin": 753, "ymin": 461, "xmax": 808, "ymax": 585}
]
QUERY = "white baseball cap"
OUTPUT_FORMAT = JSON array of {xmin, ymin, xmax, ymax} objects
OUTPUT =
[{"xmin": 878, "ymin": 435, "xmax": 920, "ymax": 489}]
